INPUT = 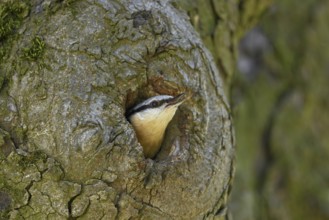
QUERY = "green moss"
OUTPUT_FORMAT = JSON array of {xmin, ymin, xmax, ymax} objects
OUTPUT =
[
  {"xmin": 0, "ymin": 1, "xmax": 29, "ymax": 62},
  {"xmin": 17, "ymin": 151, "xmax": 48, "ymax": 168},
  {"xmin": 22, "ymin": 37, "xmax": 45, "ymax": 61},
  {"xmin": 44, "ymin": 0, "xmax": 81, "ymax": 15},
  {"xmin": 1, "ymin": 3, "xmax": 18, "ymax": 39},
  {"xmin": 0, "ymin": 211, "xmax": 10, "ymax": 220},
  {"xmin": 63, "ymin": 0, "xmax": 79, "ymax": 6},
  {"xmin": 0, "ymin": 1, "xmax": 29, "ymax": 40},
  {"xmin": 0, "ymin": 73, "xmax": 4, "ymax": 91}
]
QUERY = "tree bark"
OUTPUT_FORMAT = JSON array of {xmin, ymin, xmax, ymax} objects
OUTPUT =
[
  {"xmin": 0, "ymin": 0, "xmax": 235, "ymax": 219},
  {"xmin": 176, "ymin": 0, "xmax": 272, "ymax": 93}
]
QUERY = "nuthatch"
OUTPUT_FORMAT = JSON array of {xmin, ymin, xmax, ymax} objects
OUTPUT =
[{"xmin": 126, "ymin": 93, "xmax": 186, "ymax": 158}]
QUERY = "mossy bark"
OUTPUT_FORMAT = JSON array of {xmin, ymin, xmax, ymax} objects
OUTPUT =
[{"xmin": 0, "ymin": 0, "xmax": 234, "ymax": 219}]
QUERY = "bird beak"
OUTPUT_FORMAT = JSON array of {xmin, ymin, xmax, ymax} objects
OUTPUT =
[{"xmin": 167, "ymin": 93, "xmax": 186, "ymax": 107}]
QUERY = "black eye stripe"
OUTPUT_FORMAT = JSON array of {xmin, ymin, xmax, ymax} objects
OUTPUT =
[
  {"xmin": 150, "ymin": 100, "xmax": 161, "ymax": 108},
  {"xmin": 126, "ymin": 98, "xmax": 170, "ymax": 119},
  {"xmin": 153, "ymin": 99, "xmax": 168, "ymax": 108}
]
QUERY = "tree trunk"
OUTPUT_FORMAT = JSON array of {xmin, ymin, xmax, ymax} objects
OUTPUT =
[
  {"xmin": 176, "ymin": 0, "xmax": 272, "ymax": 93},
  {"xmin": 0, "ymin": 0, "xmax": 235, "ymax": 219}
]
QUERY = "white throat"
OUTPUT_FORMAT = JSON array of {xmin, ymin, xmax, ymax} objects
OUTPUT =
[{"xmin": 129, "ymin": 105, "xmax": 179, "ymax": 158}]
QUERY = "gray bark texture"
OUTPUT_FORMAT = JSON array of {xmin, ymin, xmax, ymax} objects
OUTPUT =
[
  {"xmin": 176, "ymin": 0, "xmax": 272, "ymax": 93},
  {"xmin": 0, "ymin": 0, "xmax": 234, "ymax": 219}
]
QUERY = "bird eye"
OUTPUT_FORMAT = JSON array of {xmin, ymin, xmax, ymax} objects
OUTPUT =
[{"xmin": 151, "ymin": 101, "xmax": 158, "ymax": 107}]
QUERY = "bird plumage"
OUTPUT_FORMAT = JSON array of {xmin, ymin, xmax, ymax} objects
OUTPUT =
[{"xmin": 127, "ymin": 94, "xmax": 185, "ymax": 158}]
